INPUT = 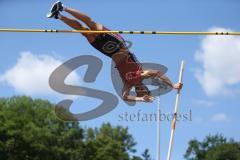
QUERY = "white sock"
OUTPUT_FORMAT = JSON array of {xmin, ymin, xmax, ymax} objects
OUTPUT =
[
  {"xmin": 62, "ymin": 5, "xmax": 66, "ymax": 11},
  {"xmin": 58, "ymin": 13, "xmax": 62, "ymax": 19}
]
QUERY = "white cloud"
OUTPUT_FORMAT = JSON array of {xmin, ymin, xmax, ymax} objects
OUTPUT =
[
  {"xmin": 0, "ymin": 52, "xmax": 80, "ymax": 96},
  {"xmin": 210, "ymin": 113, "xmax": 228, "ymax": 122},
  {"xmin": 194, "ymin": 27, "xmax": 240, "ymax": 96},
  {"xmin": 192, "ymin": 98, "xmax": 215, "ymax": 107}
]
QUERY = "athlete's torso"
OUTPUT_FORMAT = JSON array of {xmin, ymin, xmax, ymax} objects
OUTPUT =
[
  {"xmin": 90, "ymin": 27, "xmax": 143, "ymax": 86},
  {"xmin": 115, "ymin": 54, "xmax": 143, "ymax": 86}
]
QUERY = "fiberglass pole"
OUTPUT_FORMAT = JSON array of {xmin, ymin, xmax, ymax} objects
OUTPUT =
[
  {"xmin": 156, "ymin": 97, "xmax": 161, "ymax": 160},
  {"xmin": 166, "ymin": 61, "xmax": 185, "ymax": 160}
]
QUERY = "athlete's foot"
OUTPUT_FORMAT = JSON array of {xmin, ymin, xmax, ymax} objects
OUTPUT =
[
  {"xmin": 46, "ymin": 1, "xmax": 64, "ymax": 19},
  {"xmin": 47, "ymin": 11, "xmax": 60, "ymax": 19}
]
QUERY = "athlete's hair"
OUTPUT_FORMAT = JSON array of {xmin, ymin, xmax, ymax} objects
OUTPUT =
[{"xmin": 135, "ymin": 83, "xmax": 151, "ymax": 97}]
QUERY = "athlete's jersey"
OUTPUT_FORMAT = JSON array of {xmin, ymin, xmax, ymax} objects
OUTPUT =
[
  {"xmin": 115, "ymin": 54, "xmax": 143, "ymax": 86},
  {"xmin": 90, "ymin": 27, "xmax": 143, "ymax": 86}
]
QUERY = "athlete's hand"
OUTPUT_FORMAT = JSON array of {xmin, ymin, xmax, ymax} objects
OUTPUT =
[
  {"xmin": 142, "ymin": 95, "xmax": 154, "ymax": 103},
  {"xmin": 173, "ymin": 83, "xmax": 183, "ymax": 90}
]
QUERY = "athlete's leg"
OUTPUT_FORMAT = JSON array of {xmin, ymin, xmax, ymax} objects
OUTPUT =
[
  {"xmin": 60, "ymin": 15, "xmax": 87, "ymax": 30},
  {"xmin": 141, "ymin": 69, "xmax": 174, "ymax": 87},
  {"xmin": 64, "ymin": 7, "xmax": 103, "ymax": 31},
  {"xmin": 141, "ymin": 69, "xmax": 182, "ymax": 89},
  {"xmin": 47, "ymin": 2, "xmax": 102, "ymax": 33},
  {"xmin": 59, "ymin": 14, "xmax": 96, "ymax": 42}
]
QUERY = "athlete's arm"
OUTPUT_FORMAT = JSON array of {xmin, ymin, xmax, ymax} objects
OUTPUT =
[
  {"xmin": 141, "ymin": 70, "xmax": 182, "ymax": 90},
  {"xmin": 122, "ymin": 85, "xmax": 140, "ymax": 101},
  {"xmin": 158, "ymin": 74, "xmax": 183, "ymax": 90},
  {"xmin": 122, "ymin": 85, "xmax": 154, "ymax": 102},
  {"xmin": 158, "ymin": 74, "xmax": 174, "ymax": 88}
]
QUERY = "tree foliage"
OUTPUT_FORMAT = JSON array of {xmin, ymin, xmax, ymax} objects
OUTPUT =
[
  {"xmin": 142, "ymin": 149, "xmax": 151, "ymax": 160},
  {"xmin": 184, "ymin": 134, "xmax": 240, "ymax": 160},
  {"xmin": 0, "ymin": 96, "xmax": 149, "ymax": 160}
]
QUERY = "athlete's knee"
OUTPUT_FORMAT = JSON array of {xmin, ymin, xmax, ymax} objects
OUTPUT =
[{"xmin": 88, "ymin": 21, "xmax": 103, "ymax": 31}]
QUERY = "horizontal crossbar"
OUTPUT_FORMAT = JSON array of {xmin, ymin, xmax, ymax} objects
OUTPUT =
[{"xmin": 0, "ymin": 29, "xmax": 240, "ymax": 35}]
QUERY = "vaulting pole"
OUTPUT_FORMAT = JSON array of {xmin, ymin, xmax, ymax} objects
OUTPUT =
[
  {"xmin": 0, "ymin": 29, "xmax": 240, "ymax": 35},
  {"xmin": 156, "ymin": 97, "xmax": 161, "ymax": 160},
  {"xmin": 167, "ymin": 61, "xmax": 185, "ymax": 160}
]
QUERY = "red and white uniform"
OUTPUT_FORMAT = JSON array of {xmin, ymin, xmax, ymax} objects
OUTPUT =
[
  {"xmin": 90, "ymin": 26, "xmax": 143, "ymax": 86},
  {"xmin": 115, "ymin": 55, "xmax": 143, "ymax": 86}
]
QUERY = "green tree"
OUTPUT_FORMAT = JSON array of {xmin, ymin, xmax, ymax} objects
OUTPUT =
[
  {"xmin": 131, "ymin": 149, "xmax": 152, "ymax": 160},
  {"xmin": 142, "ymin": 149, "xmax": 151, "ymax": 160},
  {"xmin": 184, "ymin": 134, "xmax": 240, "ymax": 160},
  {"xmin": 0, "ymin": 96, "xmax": 85, "ymax": 160},
  {"xmin": 206, "ymin": 142, "xmax": 240, "ymax": 160},
  {"xmin": 0, "ymin": 96, "xmax": 145, "ymax": 160},
  {"xmin": 131, "ymin": 156, "xmax": 143, "ymax": 160},
  {"xmin": 84, "ymin": 123, "xmax": 137, "ymax": 160}
]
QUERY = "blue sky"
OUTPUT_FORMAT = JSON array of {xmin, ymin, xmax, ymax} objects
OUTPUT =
[{"xmin": 1, "ymin": 0, "xmax": 240, "ymax": 159}]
